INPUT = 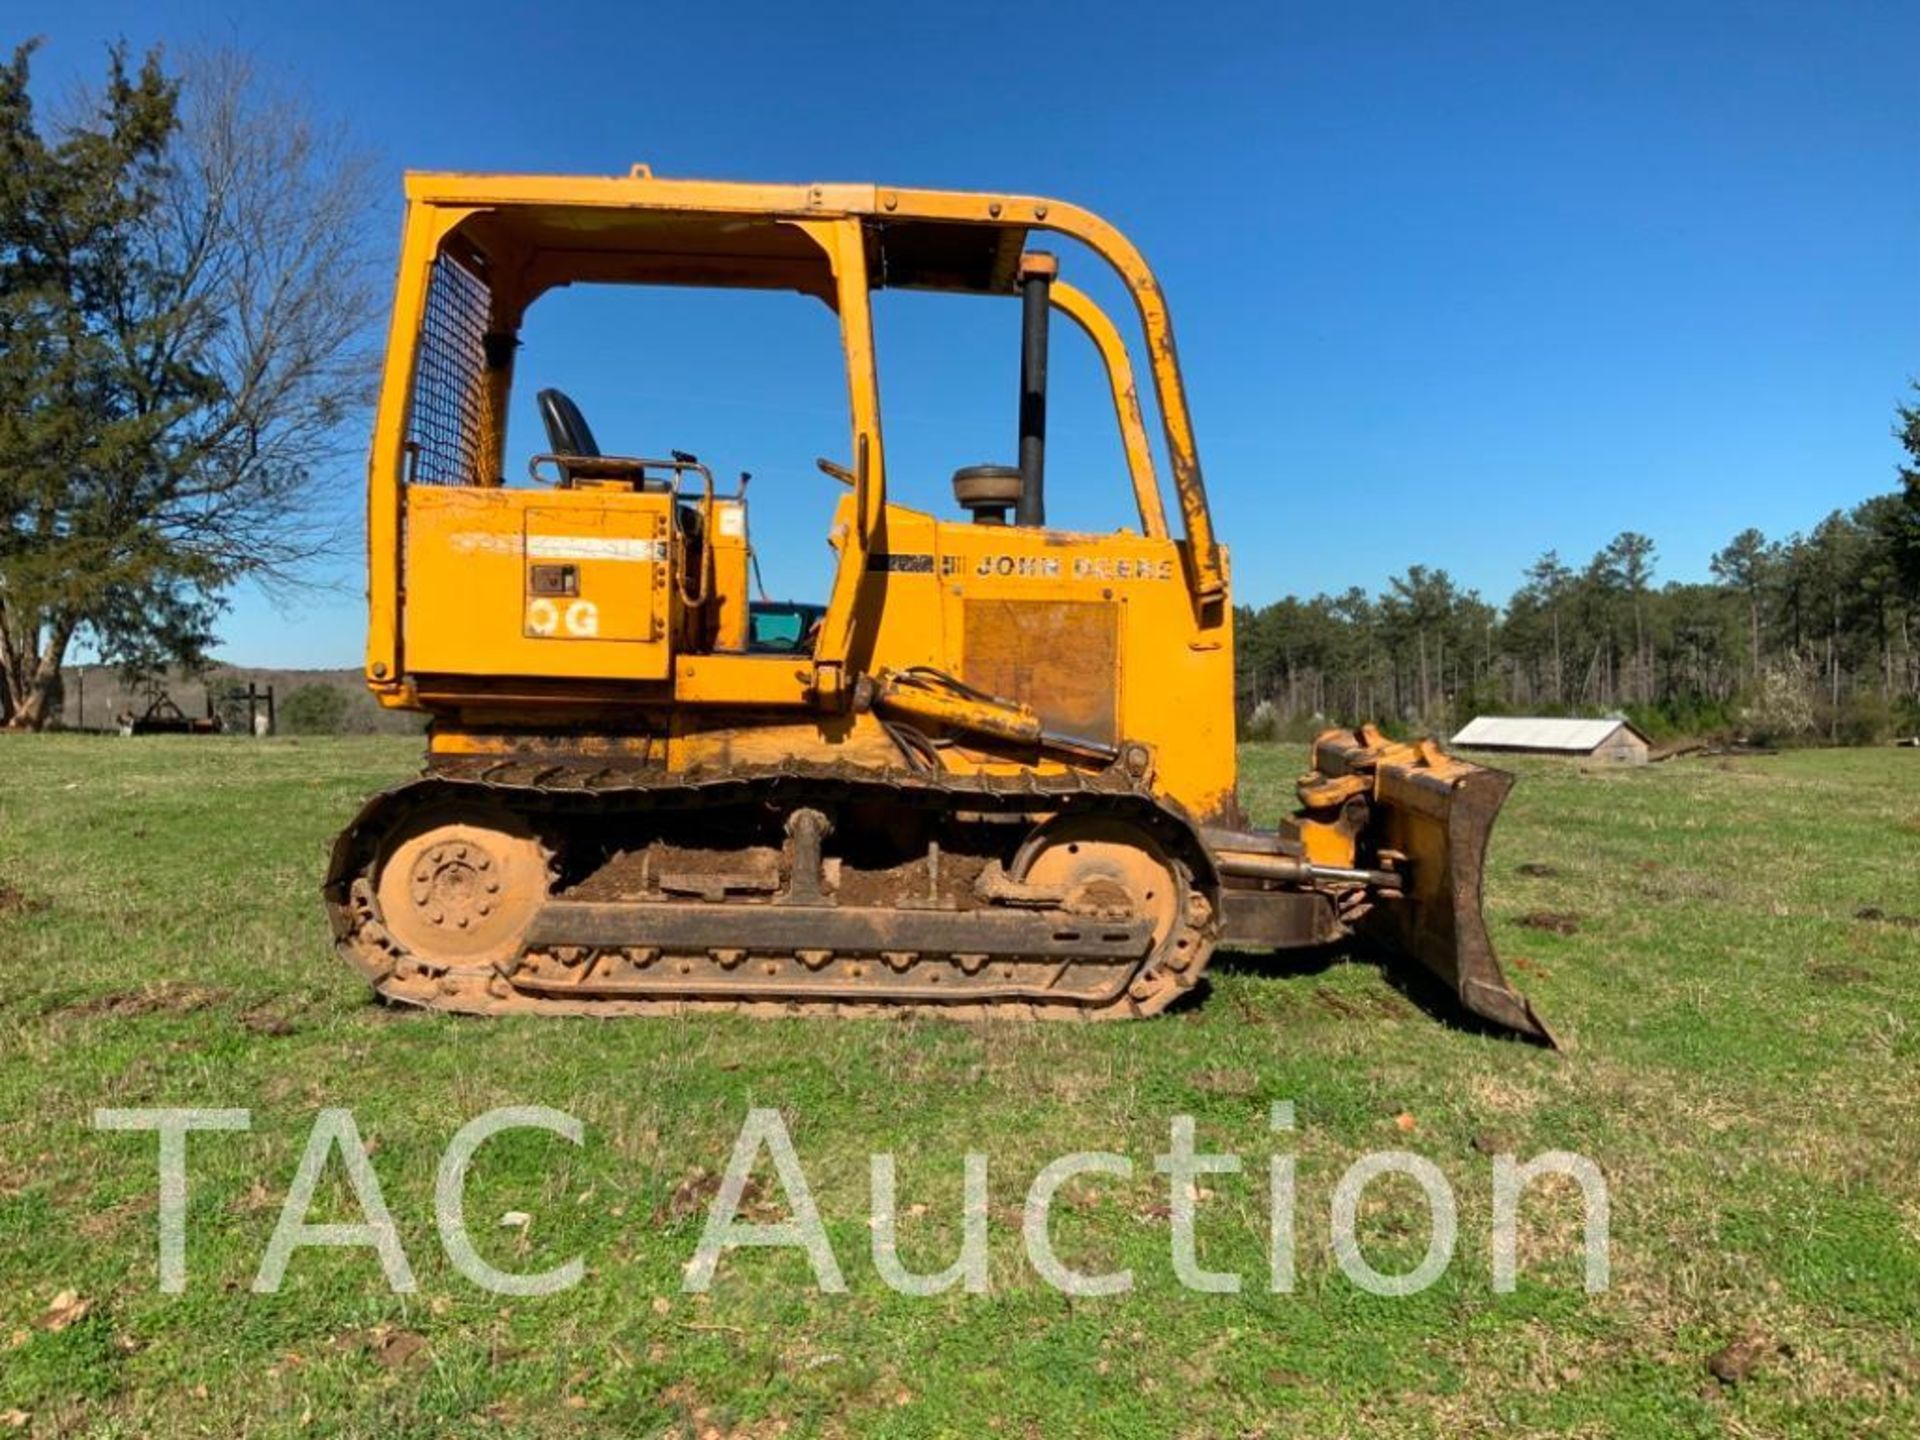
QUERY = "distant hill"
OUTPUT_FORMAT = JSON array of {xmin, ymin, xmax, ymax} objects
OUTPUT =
[{"xmin": 57, "ymin": 664, "xmax": 424, "ymax": 735}]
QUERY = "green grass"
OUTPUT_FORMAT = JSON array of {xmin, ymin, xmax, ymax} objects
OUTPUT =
[{"xmin": 0, "ymin": 736, "xmax": 1916, "ymax": 1437}]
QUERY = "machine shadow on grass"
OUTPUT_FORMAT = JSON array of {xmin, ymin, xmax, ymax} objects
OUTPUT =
[{"xmin": 1206, "ymin": 943, "xmax": 1553, "ymax": 1045}]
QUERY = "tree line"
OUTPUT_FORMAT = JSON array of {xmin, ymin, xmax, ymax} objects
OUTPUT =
[{"xmin": 1237, "ymin": 402, "xmax": 1920, "ymax": 746}]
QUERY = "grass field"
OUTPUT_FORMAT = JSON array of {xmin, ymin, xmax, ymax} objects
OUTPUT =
[{"xmin": 0, "ymin": 736, "xmax": 1916, "ymax": 1438}]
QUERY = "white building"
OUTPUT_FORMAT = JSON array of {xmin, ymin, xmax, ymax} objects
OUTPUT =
[{"xmin": 1450, "ymin": 715, "xmax": 1651, "ymax": 764}]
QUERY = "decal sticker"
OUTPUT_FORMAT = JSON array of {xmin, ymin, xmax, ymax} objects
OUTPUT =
[
  {"xmin": 563, "ymin": 600, "xmax": 600, "ymax": 638},
  {"xmin": 450, "ymin": 532, "xmax": 524, "ymax": 556},
  {"xmin": 974, "ymin": 555, "xmax": 1061, "ymax": 578},
  {"xmin": 967, "ymin": 553, "xmax": 1176, "ymax": 582},
  {"xmin": 866, "ymin": 553, "xmax": 936, "ymax": 573},
  {"xmin": 1070, "ymin": 556, "xmax": 1175, "ymax": 582},
  {"xmin": 526, "ymin": 535, "xmax": 666, "ymax": 562}
]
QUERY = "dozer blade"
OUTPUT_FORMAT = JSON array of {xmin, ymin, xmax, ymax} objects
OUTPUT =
[{"xmin": 1311, "ymin": 728, "xmax": 1555, "ymax": 1047}]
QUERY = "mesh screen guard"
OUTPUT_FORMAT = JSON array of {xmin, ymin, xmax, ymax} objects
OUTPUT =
[{"xmin": 404, "ymin": 252, "xmax": 496, "ymax": 486}]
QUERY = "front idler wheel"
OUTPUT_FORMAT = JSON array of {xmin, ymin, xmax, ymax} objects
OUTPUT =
[
  {"xmin": 1013, "ymin": 814, "xmax": 1211, "ymax": 1015},
  {"xmin": 372, "ymin": 806, "xmax": 549, "ymax": 978}
]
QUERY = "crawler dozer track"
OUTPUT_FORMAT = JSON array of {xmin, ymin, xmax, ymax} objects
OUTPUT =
[{"xmin": 324, "ymin": 760, "xmax": 1219, "ymax": 1020}]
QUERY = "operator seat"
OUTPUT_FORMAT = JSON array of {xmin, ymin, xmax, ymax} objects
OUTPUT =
[
  {"xmin": 536, "ymin": 388, "xmax": 602, "ymax": 481},
  {"xmin": 534, "ymin": 388, "xmax": 665, "ymax": 490}
]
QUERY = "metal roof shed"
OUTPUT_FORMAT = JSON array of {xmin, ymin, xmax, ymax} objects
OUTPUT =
[{"xmin": 1450, "ymin": 716, "xmax": 1651, "ymax": 764}]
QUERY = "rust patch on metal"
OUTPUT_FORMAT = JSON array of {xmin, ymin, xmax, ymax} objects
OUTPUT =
[{"xmin": 963, "ymin": 598, "xmax": 1118, "ymax": 746}]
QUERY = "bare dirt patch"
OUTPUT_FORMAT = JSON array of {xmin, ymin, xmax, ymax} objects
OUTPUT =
[
  {"xmin": 1466, "ymin": 1073, "xmax": 1544, "ymax": 1117},
  {"xmin": 1311, "ymin": 987, "xmax": 1414, "ymax": 1021},
  {"xmin": 1707, "ymin": 1331, "xmax": 1786, "ymax": 1386},
  {"xmin": 371, "ymin": 1330, "xmax": 429, "ymax": 1369},
  {"xmin": 1809, "ymin": 963, "xmax": 1873, "ymax": 985},
  {"xmin": 1854, "ymin": 906, "xmax": 1920, "ymax": 929},
  {"xmin": 1517, "ymin": 910, "xmax": 1580, "ymax": 936},
  {"xmin": 75, "ymin": 1195, "xmax": 147, "ymax": 1242},
  {"xmin": 319, "ymin": 1325, "xmax": 432, "ymax": 1371},
  {"xmin": 656, "ymin": 1168, "xmax": 769, "ymax": 1225},
  {"xmin": 1635, "ymin": 868, "xmax": 1731, "ymax": 903},
  {"xmin": 237, "ymin": 1005, "xmax": 301, "ymax": 1037},
  {"xmin": 0, "ymin": 886, "xmax": 49, "ymax": 919},
  {"xmin": 1186, "ymin": 1068, "xmax": 1260, "ymax": 1097},
  {"xmin": 61, "ymin": 984, "xmax": 231, "ymax": 1018}
]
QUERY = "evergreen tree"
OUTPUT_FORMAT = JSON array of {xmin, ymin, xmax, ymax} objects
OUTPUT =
[
  {"xmin": 1710, "ymin": 528, "xmax": 1775, "ymax": 683},
  {"xmin": 1893, "ymin": 383, "xmax": 1920, "ymax": 605}
]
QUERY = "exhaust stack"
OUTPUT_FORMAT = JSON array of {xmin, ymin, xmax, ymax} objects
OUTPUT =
[{"xmin": 1015, "ymin": 251, "xmax": 1056, "ymax": 527}]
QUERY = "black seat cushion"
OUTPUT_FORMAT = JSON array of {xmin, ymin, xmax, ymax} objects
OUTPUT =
[{"xmin": 537, "ymin": 388, "xmax": 601, "ymax": 457}]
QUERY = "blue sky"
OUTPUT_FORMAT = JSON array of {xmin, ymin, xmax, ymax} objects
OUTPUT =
[{"xmin": 19, "ymin": 0, "xmax": 1920, "ymax": 667}]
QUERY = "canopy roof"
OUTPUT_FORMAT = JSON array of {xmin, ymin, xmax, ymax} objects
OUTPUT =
[{"xmin": 409, "ymin": 171, "xmax": 1041, "ymax": 299}]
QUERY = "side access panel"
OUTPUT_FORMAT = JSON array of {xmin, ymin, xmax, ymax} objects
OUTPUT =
[
  {"xmin": 963, "ymin": 597, "xmax": 1120, "ymax": 745},
  {"xmin": 402, "ymin": 485, "xmax": 674, "ymax": 682}
]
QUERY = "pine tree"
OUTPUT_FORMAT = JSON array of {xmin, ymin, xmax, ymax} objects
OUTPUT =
[{"xmin": 1893, "ymin": 384, "xmax": 1920, "ymax": 607}]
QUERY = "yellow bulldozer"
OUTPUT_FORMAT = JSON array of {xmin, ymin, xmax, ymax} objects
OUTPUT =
[{"xmin": 324, "ymin": 169, "xmax": 1550, "ymax": 1044}]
